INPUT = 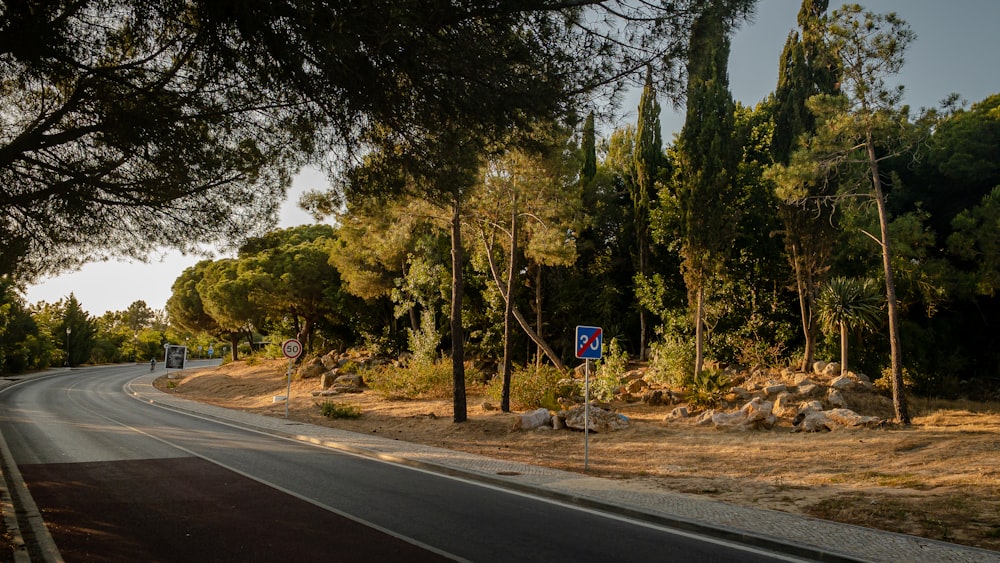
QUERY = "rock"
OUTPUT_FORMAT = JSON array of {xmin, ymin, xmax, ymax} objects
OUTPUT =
[
  {"xmin": 552, "ymin": 414, "xmax": 565, "ymax": 430},
  {"xmin": 626, "ymin": 378, "xmax": 648, "ymax": 394},
  {"xmin": 320, "ymin": 371, "xmax": 337, "ymax": 389},
  {"xmin": 794, "ymin": 406, "xmax": 883, "ymax": 432},
  {"xmin": 517, "ymin": 408, "xmax": 551, "ymax": 430},
  {"xmin": 730, "ymin": 386, "xmax": 751, "ymax": 400},
  {"xmin": 562, "ymin": 404, "xmax": 629, "ymax": 432},
  {"xmin": 667, "ymin": 406, "xmax": 689, "ymax": 420},
  {"xmin": 773, "ymin": 392, "xmax": 800, "ymax": 418},
  {"xmin": 825, "ymin": 408, "xmax": 883, "ymax": 429},
  {"xmin": 827, "ymin": 388, "xmax": 847, "ymax": 408},
  {"xmin": 794, "ymin": 375, "xmax": 817, "ymax": 386},
  {"xmin": 812, "ymin": 361, "xmax": 828, "ymax": 375},
  {"xmin": 796, "ymin": 383, "xmax": 820, "ymax": 397},
  {"xmin": 334, "ymin": 373, "xmax": 365, "ymax": 388},
  {"xmin": 695, "ymin": 409, "xmax": 716, "ymax": 426},
  {"xmin": 298, "ymin": 358, "xmax": 326, "ymax": 379},
  {"xmin": 481, "ymin": 401, "xmax": 498, "ymax": 411},
  {"xmin": 830, "ymin": 375, "xmax": 854, "ymax": 390},
  {"xmin": 642, "ymin": 389, "xmax": 664, "ymax": 406},
  {"xmin": 710, "ymin": 398, "xmax": 776, "ymax": 430},
  {"xmin": 763, "ymin": 384, "xmax": 787, "ymax": 397},
  {"xmin": 741, "ymin": 397, "xmax": 776, "ymax": 428},
  {"xmin": 854, "ymin": 372, "xmax": 871, "ymax": 384},
  {"xmin": 320, "ymin": 351, "xmax": 339, "ymax": 370},
  {"xmin": 823, "ymin": 362, "xmax": 842, "ymax": 376}
]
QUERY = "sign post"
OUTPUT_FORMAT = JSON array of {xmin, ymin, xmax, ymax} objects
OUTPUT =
[
  {"xmin": 575, "ymin": 326, "xmax": 603, "ymax": 471},
  {"xmin": 281, "ymin": 339, "xmax": 303, "ymax": 418}
]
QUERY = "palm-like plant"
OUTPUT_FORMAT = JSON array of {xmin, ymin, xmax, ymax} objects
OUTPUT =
[{"xmin": 815, "ymin": 277, "xmax": 884, "ymax": 374}]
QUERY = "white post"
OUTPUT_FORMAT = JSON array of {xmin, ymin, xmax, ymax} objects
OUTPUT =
[{"xmin": 285, "ymin": 359, "xmax": 293, "ymax": 418}]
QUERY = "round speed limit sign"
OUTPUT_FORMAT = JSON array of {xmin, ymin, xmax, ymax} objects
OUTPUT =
[{"xmin": 281, "ymin": 338, "xmax": 303, "ymax": 359}]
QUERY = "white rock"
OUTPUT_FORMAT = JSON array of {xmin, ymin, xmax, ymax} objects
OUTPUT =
[
  {"xmin": 830, "ymin": 375, "xmax": 854, "ymax": 390},
  {"xmin": 823, "ymin": 362, "xmax": 842, "ymax": 376},
  {"xmin": 518, "ymin": 408, "xmax": 551, "ymax": 430}
]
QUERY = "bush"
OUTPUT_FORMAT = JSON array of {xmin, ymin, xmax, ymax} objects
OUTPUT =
[
  {"xmin": 647, "ymin": 336, "xmax": 695, "ymax": 388},
  {"xmin": 684, "ymin": 368, "xmax": 730, "ymax": 408},
  {"xmin": 592, "ymin": 337, "xmax": 629, "ymax": 401},
  {"xmin": 319, "ymin": 402, "xmax": 362, "ymax": 419},
  {"xmin": 486, "ymin": 364, "xmax": 567, "ymax": 411},
  {"xmin": 365, "ymin": 359, "xmax": 482, "ymax": 399}
]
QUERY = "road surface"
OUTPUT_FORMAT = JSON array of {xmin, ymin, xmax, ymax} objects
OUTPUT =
[{"xmin": 0, "ymin": 363, "xmax": 807, "ymax": 561}]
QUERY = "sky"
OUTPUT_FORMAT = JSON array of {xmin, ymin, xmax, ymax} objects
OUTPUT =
[{"xmin": 24, "ymin": 0, "xmax": 1000, "ymax": 316}]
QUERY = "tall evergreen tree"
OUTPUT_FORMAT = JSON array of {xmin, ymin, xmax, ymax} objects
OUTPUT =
[
  {"xmin": 769, "ymin": 0, "xmax": 841, "ymax": 371},
  {"xmin": 632, "ymin": 67, "xmax": 664, "ymax": 361},
  {"xmin": 673, "ymin": 1, "xmax": 746, "ymax": 377}
]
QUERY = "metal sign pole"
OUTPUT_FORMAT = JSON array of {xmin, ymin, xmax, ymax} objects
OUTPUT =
[
  {"xmin": 584, "ymin": 358, "xmax": 590, "ymax": 471},
  {"xmin": 285, "ymin": 359, "xmax": 293, "ymax": 418}
]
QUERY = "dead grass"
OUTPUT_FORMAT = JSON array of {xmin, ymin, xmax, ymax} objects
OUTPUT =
[{"xmin": 156, "ymin": 359, "xmax": 1000, "ymax": 552}]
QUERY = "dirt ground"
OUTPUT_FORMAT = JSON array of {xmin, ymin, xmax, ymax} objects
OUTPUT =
[{"xmin": 156, "ymin": 359, "xmax": 1000, "ymax": 552}]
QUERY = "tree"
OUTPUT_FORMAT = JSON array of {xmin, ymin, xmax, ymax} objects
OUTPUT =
[
  {"xmin": 768, "ymin": 0, "xmax": 841, "ymax": 371},
  {"xmin": 778, "ymin": 5, "xmax": 916, "ymax": 423},
  {"xmin": 669, "ymin": 1, "xmax": 747, "ymax": 378},
  {"xmin": 632, "ymin": 67, "xmax": 665, "ymax": 361},
  {"xmin": 0, "ymin": 1, "xmax": 312, "ymax": 280},
  {"xmin": 471, "ymin": 124, "xmax": 582, "ymax": 409},
  {"xmin": 816, "ymin": 277, "xmax": 883, "ymax": 374}
]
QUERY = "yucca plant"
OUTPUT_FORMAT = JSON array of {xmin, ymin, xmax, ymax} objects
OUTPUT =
[{"xmin": 816, "ymin": 277, "xmax": 884, "ymax": 374}]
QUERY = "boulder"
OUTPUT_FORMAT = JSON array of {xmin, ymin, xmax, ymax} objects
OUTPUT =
[
  {"xmin": 741, "ymin": 397, "xmax": 776, "ymax": 428},
  {"xmin": 812, "ymin": 361, "xmax": 828, "ymax": 375},
  {"xmin": 825, "ymin": 408, "xmax": 883, "ymax": 428},
  {"xmin": 711, "ymin": 410, "xmax": 749, "ymax": 429},
  {"xmin": 829, "ymin": 375, "xmax": 854, "ymax": 390},
  {"xmin": 642, "ymin": 389, "xmax": 664, "ymax": 406},
  {"xmin": 823, "ymin": 362, "xmax": 842, "ymax": 376},
  {"xmin": 827, "ymin": 388, "xmax": 847, "ymax": 408},
  {"xmin": 561, "ymin": 404, "xmax": 629, "ymax": 432},
  {"xmin": 730, "ymin": 386, "xmax": 752, "ymax": 401},
  {"xmin": 517, "ymin": 408, "xmax": 551, "ymax": 430},
  {"xmin": 763, "ymin": 383, "xmax": 787, "ymax": 397},
  {"xmin": 320, "ymin": 351, "xmax": 339, "ymax": 370},
  {"xmin": 796, "ymin": 383, "xmax": 820, "ymax": 397},
  {"xmin": 626, "ymin": 378, "xmax": 649, "ymax": 394},
  {"xmin": 298, "ymin": 358, "xmax": 326, "ymax": 379},
  {"xmin": 793, "ymin": 410, "xmax": 833, "ymax": 432},
  {"xmin": 695, "ymin": 409, "xmax": 716, "ymax": 426},
  {"xmin": 320, "ymin": 371, "xmax": 338, "ymax": 389},
  {"xmin": 773, "ymin": 392, "xmax": 800, "ymax": 418},
  {"xmin": 666, "ymin": 406, "xmax": 689, "ymax": 420},
  {"xmin": 335, "ymin": 373, "xmax": 365, "ymax": 388},
  {"xmin": 854, "ymin": 372, "xmax": 872, "ymax": 384}
]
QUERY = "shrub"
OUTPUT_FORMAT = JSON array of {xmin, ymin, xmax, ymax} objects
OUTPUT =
[
  {"xmin": 592, "ymin": 337, "xmax": 629, "ymax": 401},
  {"xmin": 647, "ymin": 336, "xmax": 695, "ymax": 388},
  {"xmin": 407, "ymin": 309, "xmax": 440, "ymax": 365},
  {"xmin": 319, "ymin": 402, "xmax": 362, "ymax": 419},
  {"xmin": 365, "ymin": 359, "xmax": 482, "ymax": 399},
  {"xmin": 486, "ymin": 364, "xmax": 567, "ymax": 411},
  {"xmin": 684, "ymin": 368, "xmax": 730, "ymax": 408}
]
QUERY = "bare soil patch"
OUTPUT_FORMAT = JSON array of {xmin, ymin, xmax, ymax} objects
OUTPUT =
[{"xmin": 156, "ymin": 359, "xmax": 1000, "ymax": 551}]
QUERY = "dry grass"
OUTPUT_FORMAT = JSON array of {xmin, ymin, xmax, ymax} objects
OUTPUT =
[{"xmin": 156, "ymin": 359, "xmax": 1000, "ymax": 552}]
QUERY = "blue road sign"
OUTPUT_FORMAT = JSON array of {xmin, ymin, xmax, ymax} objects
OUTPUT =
[{"xmin": 575, "ymin": 325, "xmax": 603, "ymax": 360}]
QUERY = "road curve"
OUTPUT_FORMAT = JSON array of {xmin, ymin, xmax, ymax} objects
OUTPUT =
[{"xmin": 1, "ymin": 364, "xmax": 803, "ymax": 562}]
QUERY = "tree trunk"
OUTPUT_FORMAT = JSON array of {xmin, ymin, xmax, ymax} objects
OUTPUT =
[
  {"xmin": 792, "ymin": 243, "xmax": 816, "ymax": 372},
  {"xmin": 450, "ymin": 198, "xmax": 468, "ymax": 423},
  {"xmin": 694, "ymin": 284, "xmax": 705, "ymax": 377},
  {"xmin": 501, "ymin": 206, "xmax": 517, "ymax": 413},
  {"xmin": 867, "ymin": 137, "xmax": 909, "ymax": 424},
  {"xmin": 229, "ymin": 335, "xmax": 239, "ymax": 361},
  {"xmin": 839, "ymin": 321, "xmax": 849, "ymax": 376},
  {"xmin": 479, "ymin": 231, "xmax": 567, "ymax": 373},
  {"xmin": 534, "ymin": 263, "xmax": 543, "ymax": 370}
]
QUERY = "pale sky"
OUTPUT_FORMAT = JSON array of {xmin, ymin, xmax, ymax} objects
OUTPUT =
[{"xmin": 24, "ymin": 1, "xmax": 1000, "ymax": 316}]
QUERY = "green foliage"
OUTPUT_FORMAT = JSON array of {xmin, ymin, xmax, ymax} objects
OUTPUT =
[
  {"xmin": 319, "ymin": 402, "xmax": 362, "ymax": 419},
  {"xmin": 366, "ymin": 360, "xmax": 481, "ymax": 400},
  {"xmin": 486, "ymin": 364, "xmax": 567, "ymax": 411},
  {"xmin": 648, "ymin": 336, "xmax": 696, "ymax": 388},
  {"xmin": 593, "ymin": 337, "xmax": 629, "ymax": 401},
  {"xmin": 406, "ymin": 309, "xmax": 440, "ymax": 365},
  {"xmin": 684, "ymin": 368, "xmax": 730, "ymax": 408}
]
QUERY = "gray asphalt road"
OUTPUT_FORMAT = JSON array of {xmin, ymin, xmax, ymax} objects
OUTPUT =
[{"xmin": 0, "ymin": 364, "xmax": 807, "ymax": 562}]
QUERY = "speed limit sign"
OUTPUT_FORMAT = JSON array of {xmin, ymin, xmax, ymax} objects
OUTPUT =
[{"xmin": 281, "ymin": 338, "xmax": 303, "ymax": 359}]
